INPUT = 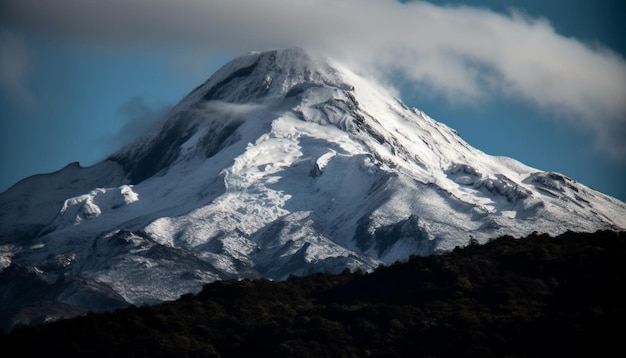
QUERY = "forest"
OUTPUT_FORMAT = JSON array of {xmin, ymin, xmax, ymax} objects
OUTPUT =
[{"xmin": 1, "ymin": 230, "xmax": 624, "ymax": 357}]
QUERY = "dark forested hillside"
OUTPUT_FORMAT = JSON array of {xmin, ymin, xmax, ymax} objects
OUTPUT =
[{"xmin": 2, "ymin": 230, "xmax": 625, "ymax": 357}]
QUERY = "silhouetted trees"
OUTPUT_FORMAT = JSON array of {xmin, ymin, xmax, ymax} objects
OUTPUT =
[{"xmin": 1, "ymin": 230, "xmax": 624, "ymax": 357}]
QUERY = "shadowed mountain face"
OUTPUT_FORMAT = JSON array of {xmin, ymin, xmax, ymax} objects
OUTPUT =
[{"xmin": 1, "ymin": 48, "xmax": 625, "ymax": 331}]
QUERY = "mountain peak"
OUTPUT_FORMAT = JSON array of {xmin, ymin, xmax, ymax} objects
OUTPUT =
[
  {"xmin": 180, "ymin": 48, "xmax": 349, "ymax": 106},
  {"xmin": 1, "ymin": 48, "xmax": 625, "ymax": 332}
]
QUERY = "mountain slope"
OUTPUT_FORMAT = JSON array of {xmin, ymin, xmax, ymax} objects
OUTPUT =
[{"xmin": 1, "ymin": 48, "xmax": 625, "ymax": 331}]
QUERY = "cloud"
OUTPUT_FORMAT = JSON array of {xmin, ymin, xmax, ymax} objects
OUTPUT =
[
  {"xmin": 0, "ymin": 29, "xmax": 33, "ymax": 107},
  {"xmin": 97, "ymin": 95, "xmax": 169, "ymax": 152},
  {"xmin": 3, "ymin": 0, "xmax": 626, "ymax": 162}
]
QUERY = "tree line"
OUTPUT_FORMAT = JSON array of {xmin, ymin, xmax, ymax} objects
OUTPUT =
[{"xmin": 1, "ymin": 230, "xmax": 624, "ymax": 357}]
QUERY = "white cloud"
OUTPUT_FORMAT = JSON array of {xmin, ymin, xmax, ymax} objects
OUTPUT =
[
  {"xmin": 2, "ymin": 0, "xmax": 626, "ymax": 162},
  {"xmin": 0, "ymin": 29, "xmax": 33, "ymax": 107}
]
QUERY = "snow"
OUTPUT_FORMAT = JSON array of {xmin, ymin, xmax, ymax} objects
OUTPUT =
[
  {"xmin": 1, "ymin": 48, "xmax": 625, "ymax": 326},
  {"xmin": 55, "ymin": 185, "xmax": 139, "ymax": 226}
]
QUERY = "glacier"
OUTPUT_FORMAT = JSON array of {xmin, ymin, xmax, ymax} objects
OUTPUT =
[{"xmin": 1, "ymin": 48, "xmax": 625, "ymax": 331}]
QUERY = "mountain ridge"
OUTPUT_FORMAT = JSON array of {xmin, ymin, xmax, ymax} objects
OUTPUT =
[{"xmin": 1, "ymin": 47, "xmax": 625, "ymax": 331}]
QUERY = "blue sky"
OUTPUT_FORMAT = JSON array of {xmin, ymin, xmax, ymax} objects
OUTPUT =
[{"xmin": 1, "ymin": 0, "xmax": 625, "ymax": 202}]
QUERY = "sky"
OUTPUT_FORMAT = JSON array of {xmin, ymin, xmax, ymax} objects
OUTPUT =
[{"xmin": 1, "ymin": 0, "xmax": 625, "ymax": 202}]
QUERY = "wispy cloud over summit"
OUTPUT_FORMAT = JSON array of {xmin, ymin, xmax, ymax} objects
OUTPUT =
[{"xmin": 3, "ymin": 0, "xmax": 625, "ymax": 162}]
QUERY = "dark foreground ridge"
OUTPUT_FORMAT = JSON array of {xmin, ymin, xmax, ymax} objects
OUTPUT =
[{"xmin": 2, "ymin": 230, "xmax": 624, "ymax": 357}]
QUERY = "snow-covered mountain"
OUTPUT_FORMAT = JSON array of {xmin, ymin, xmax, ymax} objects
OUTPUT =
[{"xmin": 1, "ymin": 48, "xmax": 625, "ymax": 331}]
